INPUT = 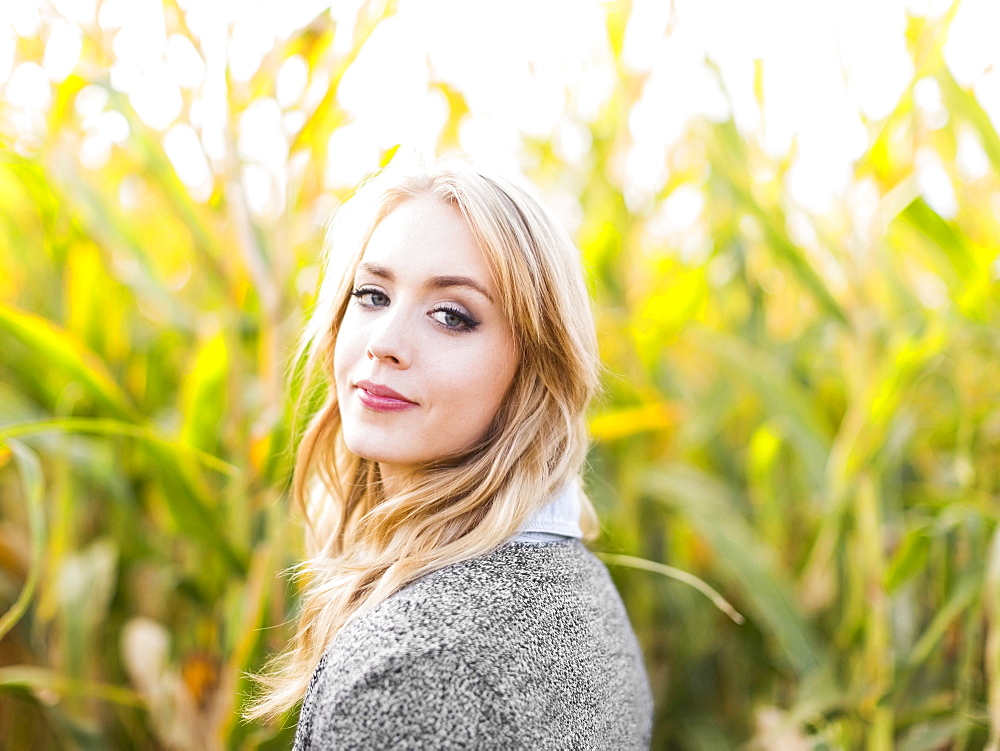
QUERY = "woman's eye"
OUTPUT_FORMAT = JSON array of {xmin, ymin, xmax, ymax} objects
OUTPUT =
[
  {"xmin": 352, "ymin": 288, "xmax": 389, "ymax": 307},
  {"xmin": 431, "ymin": 307, "xmax": 478, "ymax": 331}
]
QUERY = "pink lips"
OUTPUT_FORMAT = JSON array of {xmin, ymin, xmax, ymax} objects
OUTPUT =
[{"xmin": 355, "ymin": 380, "xmax": 418, "ymax": 412}]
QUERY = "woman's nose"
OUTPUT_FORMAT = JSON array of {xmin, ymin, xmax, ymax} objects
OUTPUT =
[{"xmin": 365, "ymin": 309, "xmax": 412, "ymax": 367}]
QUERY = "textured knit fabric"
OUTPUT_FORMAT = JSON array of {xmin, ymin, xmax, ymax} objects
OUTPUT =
[{"xmin": 293, "ymin": 539, "xmax": 652, "ymax": 750}]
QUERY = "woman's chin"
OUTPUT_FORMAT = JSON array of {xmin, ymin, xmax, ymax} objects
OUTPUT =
[{"xmin": 344, "ymin": 435, "xmax": 416, "ymax": 468}]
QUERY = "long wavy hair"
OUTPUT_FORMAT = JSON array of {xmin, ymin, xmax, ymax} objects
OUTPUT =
[{"xmin": 246, "ymin": 161, "xmax": 600, "ymax": 722}]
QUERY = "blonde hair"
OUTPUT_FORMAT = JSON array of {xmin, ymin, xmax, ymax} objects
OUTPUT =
[{"xmin": 247, "ymin": 161, "xmax": 600, "ymax": 721}]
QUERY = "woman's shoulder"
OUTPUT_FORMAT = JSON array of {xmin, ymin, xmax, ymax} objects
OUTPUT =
[
  {"xmin": 324, "ymin": 538, "xmax": 640, "ymax": 687},
  {"xmin": 413, "ymin": 537, "xmax": 609, "ymax": 598},
  {"xmin": 296, "ymin": 540, "xmax": 652, "ymax": 750},
  {"xmin": 352, "ymin": 539, "xmax": 617, "ymax": 637}
]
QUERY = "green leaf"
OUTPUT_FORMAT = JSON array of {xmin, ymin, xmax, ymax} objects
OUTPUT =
[
  {"xmin": 900, "ymin": 197, "xmax": 975, "ymax": 279},
  {"xmin": 694, "ymin": 329, "xmax": 832, "ymax": 488},
  {"xmin": 0, "ymin": 439, "xmax": 46, "ymax": 641},
  {"xmin": 0, "ymin": 665, "xmax": 144, "ymax": 708},
  {"xmin": 644, "ymin": 464, "xmax": 824, "ymax": 675},
  {"xmin": 145, "ymin": 447, "xmax": 248, "ymax": 576},
  {"xmin": 0, "ymin": 417, "xmax": 238, "ymax": 476},
  {"xmin": 908, "ymin": 571, "xmax": 981, "ymax": 667},
  {"xmin": 0, "ymin": 419, "xmax": 246, "ymax": 574},
  {"xmin": 179, "ymin": 332, "xmax": 230, "ymax": 453},
  {"xmin": 0, "ymin": 302, "xmax": 137, "ymax": 420},
  {"xmin": 884, "ymin": 530, "xmax": 930, "ymax": 593},
  {"xmin": 938, "ymin": 66, "xmax": 1000, "ymax": 175}
]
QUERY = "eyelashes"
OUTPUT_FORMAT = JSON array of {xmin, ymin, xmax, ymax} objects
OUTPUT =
[
  {"xmin": 350, "ymin": 287, "xmax": 480, "ymax": 332},
  {"xmin": 431, "ymin": 304, "xmax": 479, "ymax": 331},
  {"xmin": 351, "ymin": 287, "xmax": 389, "ymax": 308}
]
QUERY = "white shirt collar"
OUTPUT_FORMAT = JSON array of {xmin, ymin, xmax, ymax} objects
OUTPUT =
[{"xmin": 517, "ymin": 480, "xmax": 583, "ymax": 539}]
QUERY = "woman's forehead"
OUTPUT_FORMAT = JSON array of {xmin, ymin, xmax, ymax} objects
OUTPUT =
[{"xmin": 361, "ymin": 196, "xmax": 496, "ymax": 291}]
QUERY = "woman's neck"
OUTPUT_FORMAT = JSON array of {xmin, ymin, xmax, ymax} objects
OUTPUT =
[{"xmin": 376, "ymin": 462, "xmax": 416, "ymax": 498}]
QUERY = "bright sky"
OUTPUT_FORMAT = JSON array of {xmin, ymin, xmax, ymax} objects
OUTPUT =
[{"xmin": 1, "ymin": 0, "xmax": 998, "ymax": 220}]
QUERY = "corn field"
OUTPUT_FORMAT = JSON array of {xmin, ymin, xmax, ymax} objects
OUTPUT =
[{"xmin": 1, "ymin": 1, "xmax": 999, "ymax": 749}]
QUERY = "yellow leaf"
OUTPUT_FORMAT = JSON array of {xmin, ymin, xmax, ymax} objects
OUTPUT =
[{"xmin": 589, "ymin": 401, "xmax": 680, "ymax": 441}]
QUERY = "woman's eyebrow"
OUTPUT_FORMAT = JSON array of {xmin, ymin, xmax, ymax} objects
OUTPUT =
[
  {"xmin": 428, "ymin": 276, "xmax": 494, "ymax": 303},
  {"xmin": 357, "ymin": 263, "xmax": 494, "ymax": 303},
  {"xmin": 357, "ymin": 262, "xmax": 393, "ymax": 280}
]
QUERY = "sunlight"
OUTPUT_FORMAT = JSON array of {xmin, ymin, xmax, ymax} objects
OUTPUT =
[{"xmin": 2, "ymin": 0, "xmax": 998, "ymax": 213}]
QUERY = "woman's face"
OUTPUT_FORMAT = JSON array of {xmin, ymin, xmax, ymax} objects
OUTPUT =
[{"xmin": 334, "ymin": 195, "xmax": 519, "ymax": 481}]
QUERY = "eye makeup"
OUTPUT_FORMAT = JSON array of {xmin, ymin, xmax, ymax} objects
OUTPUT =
[
  {"xmin": 350, "ymin": 286, "xmax": 390, "ymax": 308},
  {"xmin": 431, "ymin": 304, "xmax": 479, "ymax": 332},
  {"xmin": 351, "ymin": 286, "xmax": 480, "ymax": 332}
]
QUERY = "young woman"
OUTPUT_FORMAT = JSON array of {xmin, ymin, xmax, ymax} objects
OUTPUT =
[{"xmin": 249, "ymin": 161, "xmax": 652, "ymax": 748}]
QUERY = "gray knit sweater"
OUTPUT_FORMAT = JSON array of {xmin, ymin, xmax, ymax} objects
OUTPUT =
[{"xmin": 292, "ymin": 539, "xmax": 652, "ymax": 750}]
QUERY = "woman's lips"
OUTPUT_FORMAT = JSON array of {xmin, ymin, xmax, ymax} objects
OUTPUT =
[{"xmin": 355, "ymin": 380, "xmax": 417, "ymax": 412}]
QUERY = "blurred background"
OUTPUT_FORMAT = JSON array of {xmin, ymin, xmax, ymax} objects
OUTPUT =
[{"xmin": 1, "ymin": 0, "xmax": 999, "ymax": 748}]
